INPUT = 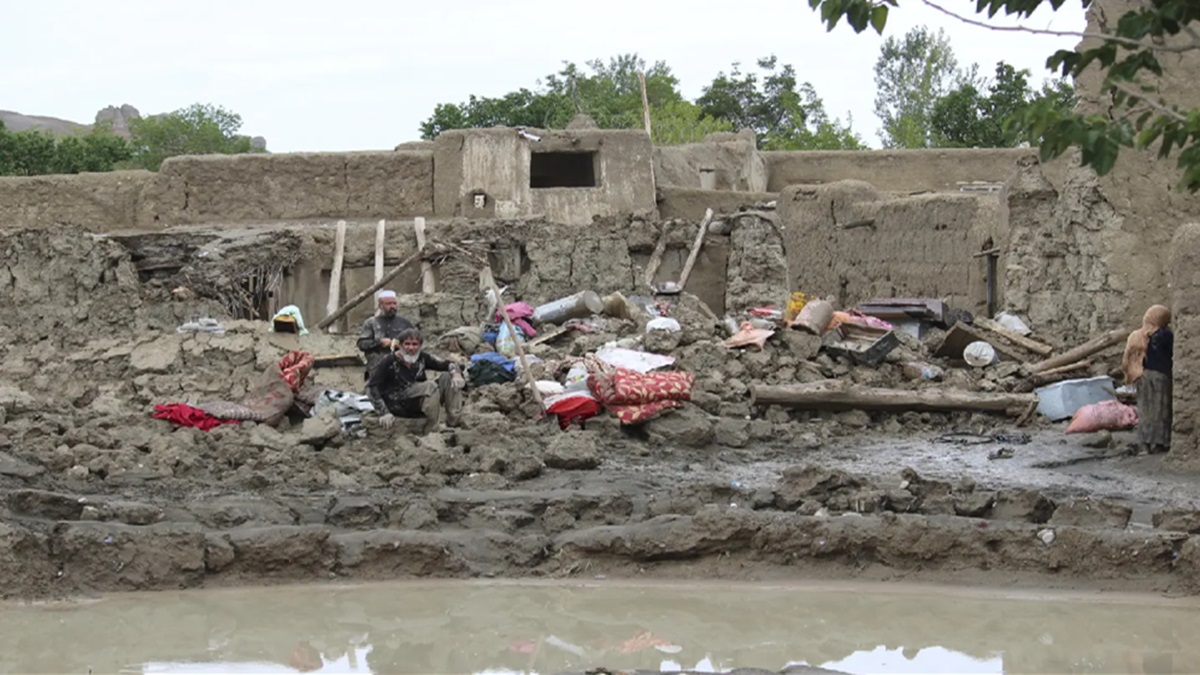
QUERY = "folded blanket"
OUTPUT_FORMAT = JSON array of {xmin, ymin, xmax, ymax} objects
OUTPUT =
[
  {"xmin": 158, "ymin": 350, "xmax": 315, "ymax": 430},
  {"xmin": 587, "ymin": 368, "xmax": 695, "ymax": 425}
]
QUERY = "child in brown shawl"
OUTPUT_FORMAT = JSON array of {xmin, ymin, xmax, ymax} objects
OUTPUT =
[{"xmin": 1122, "ymin": 305, "xmax": 1173, "ymax": 454}]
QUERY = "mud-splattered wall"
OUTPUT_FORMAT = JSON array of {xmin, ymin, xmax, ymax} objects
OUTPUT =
[
  {"xmin": 1169, "ymin": 223, "xmax": 1200, "ymax": 464},
  {"xmin": 0, "ymin": 151, "xmax": 435, "ymax": 230},
  {"xmin": 778, "ymin": 181, "xmax": 1003, "ymax": 312},
  {"xmin": 764, "ymin": 148, "xmax": 1035, "ymax": 193}
]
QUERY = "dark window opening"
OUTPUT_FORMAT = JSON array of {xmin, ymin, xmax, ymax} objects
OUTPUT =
[{"xmin": 530, "ymin": 152, "xmax": 597, "ymax": 188}]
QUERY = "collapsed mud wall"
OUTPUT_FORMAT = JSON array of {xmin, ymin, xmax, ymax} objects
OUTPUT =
[
  {"xmin": 653, "ymin": 131, "xmax": 768, "ymax": 192},
  {"xmin": 764, "ymin": 148, "xmax": 1035, "ymax": 193},
  {"xmin": 1169, "ymin": 224, "xmax": 1200, "ymax": 464},
  {"xmin": 776, "ymin": 180, "xmax": 1002, "ymax": 312},
  {"xmin": 0, "ymin": 152, "xmax": 436, "ymax": 231}
]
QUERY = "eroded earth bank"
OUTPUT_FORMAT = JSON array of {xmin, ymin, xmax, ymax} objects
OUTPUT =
[{"xmin": 3, "ymin": 224, "xmax": 1200, "ymax": 601}]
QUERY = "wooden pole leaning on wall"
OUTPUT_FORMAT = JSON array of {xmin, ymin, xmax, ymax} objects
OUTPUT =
[
  {"xmin": 325, "ymin": 220, "xmax": 348, "ymax": 331},
  {"xmin": 414, "ymin": 217, "xmax": 436, "ymax": 293},
  {"xmin": 638, "ymin": 71, "xmax": 652, "ymax": 137},
  {"xmin": 317, "ymin": 251, "xmax": 423, "ymax": 331},
  {"xmin": 677, "ymin": 208, "xmax": 714, "ymax": 290},
  {"xmin": 480, "ymin": 267, "xmax": 545, "ymax": 414},
  {"xmin": 374, "ymin": 219, "xmax": 386, "ymax": 282}
]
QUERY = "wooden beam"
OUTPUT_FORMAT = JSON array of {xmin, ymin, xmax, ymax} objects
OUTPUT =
[
  {"xmin": 677, "ymin": 208, "xmax": 714, "ymax": 290},
  {"xmin": 374, "ymin": 219, "xmax": 386, "ymax": 282},
  {"xmin": 644, "ymin": 227, "xmax": 668, "ymax": 289},
  {"xmin": 638, "ymin": 71, "xmax": 652, "ymax": 137},
  {"xmin": 414, "ymin": 217, "xmax": 436, "ymax": 293},
  {"xmin": 973, "ymin": 317, "xmax": 1054, "ymax": 357},
  {"xmin": 325, "ymin": 220, "xmax": 347, "ymax": 329},
  {"xmin": 481, "ymin": 268, "xmax": 545, "ymax": 414},
  {"xmin": 317, "ymin": 251, "xmax": 422, "ymax": 331},
  {"xmin": 751, "ymin": 380, "xmax": 1037, "ymax": 416},
  {"xmin": 1030, "ymin": 329, "xmax": 1128, "ymax": 374}
]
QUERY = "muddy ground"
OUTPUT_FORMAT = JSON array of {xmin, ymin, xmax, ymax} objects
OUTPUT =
[{"xmin": 2, "ymin": 225, "xmax": 1200, "ymax": 601}]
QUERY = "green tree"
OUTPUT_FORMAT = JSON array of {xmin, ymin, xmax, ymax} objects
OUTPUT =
[
  {"xmin": 873, "ymin": 26, "xmax": 960, "ymax": 148},
  {"xmin": 806, "ymin": 0, "xmax": 1200, "ymax": 191},
  {"xmin": 649, "ymin": 100, "xmax": 734, "ymax": 145},
  {"xmin": 128, "ymin": 103, "xmax": 258, "ymax": 170},
  {"xmin": 697, "ymin": 56, "xmax": 865, "ymax": 150},
  {"xmin": 419, "ymin": 54, "xmax": 692, "ymax": 140},
  {"xmin": 0, "ymin": 120, "xmax": 133, "ymax": 176},
  {"xmin": 930, "ymin": 61, "xmax": 1075, "ymax": 148}
]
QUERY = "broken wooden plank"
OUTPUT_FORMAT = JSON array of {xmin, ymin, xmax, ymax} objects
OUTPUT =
[
  {"xmin": 325, "ymin": 219, "xmax": 347, "ymax": 322},
  {"xmin": 1030, "ymin": 329, "xmax": 1128, "ymax": 374},
  {"xmin": 317, "ymin": 251, "xmax": 422, "ymax": 331},
  {"xmin": 643, "ymin": 228, "xmax": 668, "ymax": 288},
  {"xmin": 313, "ymin": 354, "xmax": 363, "ymax": 369},
  {"xmin": 414, "ymin": 216, "xmax": 436, "ymax": 293},
  {"xmin": 933, "ymin": 321, "xmax": 1029, "ymax": 363},
  {"xmin": 973, "ymin": 317, "xmax": 1054, "ymax": 357},
  {"xmin": 750, "ymin": 380, "xmax": 1037, "ymax": 416},
  {"xmin": 374, "ymin": 219, "xmax": 386, "ymax": 282},
  {"xmin": 481, "ymin": 267, "xmax": 545, "ymax": 413},
  {"xmin": 676, "ymin": 208, "xmax": 714, "ymax": 291}
]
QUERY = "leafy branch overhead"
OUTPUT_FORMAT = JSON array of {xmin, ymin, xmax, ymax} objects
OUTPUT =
[{"xmin": 808, "ymin": 0, "xmax": 1200, "ymax": 190}]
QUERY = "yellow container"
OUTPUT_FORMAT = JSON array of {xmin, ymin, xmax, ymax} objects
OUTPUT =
[{"xmin": 784, "ymin": 292, "xmax": 808, "ymax": 324}]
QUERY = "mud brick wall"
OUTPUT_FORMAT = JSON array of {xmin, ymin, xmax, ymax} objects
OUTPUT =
[
  {"xmin": 764, "ymin": 148, "xmax": 1033, "ymax": 193},
  {"xmin": 1169, "ymin": 223, "xmax": 1200, "ymax": 464},
  {"xmin": 777, "ymin": 180, "xmax": 1003, "ymax": 313},
  {"xmin": 0, "ymin": 151, "xmax": 435, "ymax": 231}
]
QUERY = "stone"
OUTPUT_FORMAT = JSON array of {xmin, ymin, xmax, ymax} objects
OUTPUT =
[
  {"xmin": 326, "ymin": 496, "xmax": 382, "ymax": 529},
  {"xmin": 780, "ymin": 331, "xmax": 822, "ymax": 360},
  {"xmin": 297, "ymin": 412, "xmax": 340, "ymax": 447},
  {"xmin": 187, "ymin": 497, "xmax": 296, "ymax": 528},
  {"xmin": 507, "ymin": 454, "xmax": 545, "ymax": 481},
  {"xmin": 544, "ymin": 433, "xmax": 601, "ymax": 470},
  {"xmin": 98, "ymin": 500, "xmax": 164, "ymax": 526},
  {"xmin": 774, "ymin": 465, "xmax": 862, "ymax": 510},
  {"xmin": 645, "ymin": 405, "xmax": 716, "ymax": 449},
  {"xmin": 953, "ymin": 492, "xmax": 996, "ymax": 518},
  {"xmin": 1152, "ymin": 508, "xmax": 1200, "ymax": 533},
  {"xmin": 991, "ymin": 489, "xmax": 1055, "ymax": 524},
  {"xmin": 128, "ymin": 341, "xmax": 180, "ymax": 375},
  {"xmin": 0, "ymin": 451, "xmax": 44, "ymax": 479},
  {"xmin": 1048, "ymin": 498, "xmax": 1132, "ymax": 529},
  {"xmin": 714, "ymin": 419, "xmax": 750, "ymax": 448},
  {"xmin": 7, "ymin": 489, "xmax": 84, "ymax": 520}
]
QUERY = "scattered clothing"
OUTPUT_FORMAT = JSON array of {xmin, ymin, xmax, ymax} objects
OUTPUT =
[
  {"xmin": 357, "ymin": 313, "xmax": 416, "ymax": 378},
  {"xmin": 544, "ymin": 392, "xmax": 603, "ymax": 430},
  {"xmin": 151, "ymin": 403, "xmax": 239, "ymax": 431},
  {"xmin": 725, "ymin": 321, "xmax": 775, "ymax": 349},
  {"xmin": 270, "ymin": 305, "xmax": 309, "ymax": 335},
  {"xmin": 468, "ymin": 360, "xmax": 517, "ymax": 388},
  {"xmin": 495, "ymin": 302, "xmax": 537, "ymax": 338},
  {"xmin": 155, "ymin": 351, "xmax": 315, "ymax": 430}
]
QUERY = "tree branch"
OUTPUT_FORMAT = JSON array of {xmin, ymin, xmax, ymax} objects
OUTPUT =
[
  {"xmin": 1109, "ymin": 80, "xmax": 1188, "ymax": 124},
  {"xmin": 919, "ymin": 0, "xmax": 1200, "ymax": 54}
]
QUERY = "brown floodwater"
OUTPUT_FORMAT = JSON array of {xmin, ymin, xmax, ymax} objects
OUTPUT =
[{"xmin": 0, "ymin": 580, "xmax": 1195, "ymax": 674}]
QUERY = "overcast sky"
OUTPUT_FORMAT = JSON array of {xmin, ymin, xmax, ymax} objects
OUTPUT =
[{"xmin": 1, "ymin": 0, "xmax": 1086, "ymax": 153}]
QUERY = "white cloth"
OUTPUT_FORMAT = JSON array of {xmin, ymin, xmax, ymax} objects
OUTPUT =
[{"xmin": 377, "ymin": 290, "xmax": 397, "ymax": 300}]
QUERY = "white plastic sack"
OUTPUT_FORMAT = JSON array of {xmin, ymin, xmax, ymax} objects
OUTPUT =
[
  {"xmin": 995, "ymin": 312, "xmax": 1032, "ymax": 336},
  {"xmin": 646, "ymin": 317, "xmax": 682, "ymax": 333},
  {"xmin": 535, "ymin": 380, "xmax": 565, "ymax": 396},
  {"xmin": 595, "ymin": 346, "xmax": 676, "ymax": 373}
]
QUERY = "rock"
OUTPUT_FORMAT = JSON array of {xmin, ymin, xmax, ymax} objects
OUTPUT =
[
  {"xmin": 328, "ymin": 470, "xmax": 360, "ymax": 489},
  {"xmin": 1080, "ymin": 431, "xmax": 1113, "ymax": 449},
  {"xmin": 396, "ymin": 501, "xmax": 440, "ymax": 530},
  {"xmin": 775, "ymin": 465, "xmax": 862, "ymax": 510},
  {"xmin": 224, "ymin": 526, "xmax": 332, "ymax": 574},
  {"xmin": 98, "ymin": 500, "xmax": 163, "ymax": 526},
  {"xmin": 458, "ymin": 472, "xmax": 510, "ymax": 490},
  {"xmin": 297, "ymin": 412, "xmax": 340, "ymax": 447},
  {"xmin": 780, "ymin": 331, "xmax": 822, "ymax": 360},
  {"xmin": 645, "ymin": 405, "xmax": 716, "ymax": 449},
  {"xmin": 953, "ymin": 492, "xmax": 996, "ymax": 518},
  {"xmin": 0, "ymin": 451, "xmax": 44, "ymax": 479},
  {"xmin": 544, "ymin": 433, "xmax": 601, "ymax": 470},
  {"xmin": 128, "ymin": 341, "xmax": 180, "ymax": 375},
  {"xmin": 187, "ymin": 497, "xmax": 296, "ymax": 528},
  {"xmin": 644, "ymin": 328, "xmax": 682, "ymax": 353},
  {"xmin": 7, "ymin": 489, "xmax": 84, "ymax": 520},
  {"xmin": 834, "ymin": 410, "xmax": 871, "ymax": 428},
  {"xmin": 1048, "ymin": 498, "xmax": 1132, "ymax": 529},
  {"xmin": 1152, "ymin": 508, "xmax": 1200, "ymax": 533},
  {"xmin": 714, "ymin": 418, "xmax": 750, "ymax": 448},
  {"xmin": 326, "ymin": 496, "xmax": 382, "ymax": 529},
  {"xmin": 507, "ymin": 454, "xmax": 545, "ymax": 481},
  {"xmin": 991, "ymin": 489, "xmax": 1055, "ymax": 524}
]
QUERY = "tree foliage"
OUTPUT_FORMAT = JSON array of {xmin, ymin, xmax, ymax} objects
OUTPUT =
[
  {"xmin": 930, "ymin": 61, "xmax": 1076, "ymax": 147},
  {"xmin": 0, "ymin": 120, "xmax": 132, "ymax": 177},
  {"xmin": 420, "ymin": 53, "xmax": 864, "ymax": 149},
  {"xmin": 807, "ymin": 0, "xmax": 1200, "ymax": 190},
  {"xmin": 873, "ymin": 26, "xmax": 960, "ymax": 148},
  {"xmin": 128, "ymin": 103, "xmax": 259, "ymax": 171},
  {"xmin": 697, "ymin": 56, "xmax": 864, "ymax": 150}
]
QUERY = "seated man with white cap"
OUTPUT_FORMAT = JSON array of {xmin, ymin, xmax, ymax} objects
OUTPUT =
[{"xmin": 356, "ymin": 290, "xmax": 416, "ymax": 380}]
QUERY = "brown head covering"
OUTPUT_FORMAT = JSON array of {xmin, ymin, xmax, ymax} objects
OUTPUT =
[{"xmin": 1122, "ymin": 304, "xmax": 1171, "ymax": 384}]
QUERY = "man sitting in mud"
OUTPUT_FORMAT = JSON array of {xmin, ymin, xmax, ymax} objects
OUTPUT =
[
  {"xmin": 357, "ymin": 290, "xmax": 415, "ymax": 380},
  {"xmin": 367, "ymin": 328, "xmax": 464, "ymax": 433}
]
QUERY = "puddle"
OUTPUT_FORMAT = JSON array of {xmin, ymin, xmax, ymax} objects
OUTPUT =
[{"xmin": 0, "ymin": 580, "xmax": 1195, "ymax": 674}]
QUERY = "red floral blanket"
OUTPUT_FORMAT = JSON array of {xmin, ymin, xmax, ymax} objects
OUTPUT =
[{"xmin": 587, "ymin": 368, "xmax": 694, "ymax": 425}]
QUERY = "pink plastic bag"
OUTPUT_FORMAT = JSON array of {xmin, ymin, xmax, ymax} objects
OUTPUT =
[{"xmin": 1065, "ymin": 400, "xmax": 1139, "ymax": 434}]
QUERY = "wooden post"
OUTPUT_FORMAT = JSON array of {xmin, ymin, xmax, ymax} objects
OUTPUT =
[
  {"xmin": 414, "ymin": 217, "xmax": 436, "ymax": 293},
  {"xmin": 317, "ymin": 251, "xmax": 422, "ymax": 331},
  {"xmin": 644, "ymin": 228, "xmax": 669, "ymax": 289},
  {"xmin": 973, "ymin": 317, "xmax": 1054, "ymax": 357},
  {"xmin": 638, "ymin": 71, "xmax": 652, "ymax": 137},
  {"xmin": 481, "ymin": 267, "xmax": 545, "ymax": 413},
  {"xmin": 678, "ymin": 208, "xmax": 714, "ymax": 290},
  {"xmin": 325, "ymin": 220, "xmax": 347, "ymax": 331},
  {"xmin": 750, "ymin": 380, "xmax": 1037, "ymax": 415},
  {"xmin": 1030, "ymin": 329, "xmax": 1128, "ymax": 374},
  {"xmin": 374, "ymin": 219, "xmax": 386, "ymax": 282}
]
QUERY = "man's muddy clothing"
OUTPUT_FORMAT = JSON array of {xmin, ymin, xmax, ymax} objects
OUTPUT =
[
  {"xmin": 357, "ymin": 314, "xmax": 415, "ymax": 378},
  {"xmin": 366, "ymin": 352, "xmax": 462, "ymax": 431}
]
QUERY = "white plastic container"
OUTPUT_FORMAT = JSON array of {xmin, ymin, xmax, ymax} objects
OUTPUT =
[
  {"xmin": 963, "ymin": 341, "xmax": 997, "ymax": 367},
  {"xmin": 1035, "ymin": 376, "xmax": 1117, "ymax": 422}
]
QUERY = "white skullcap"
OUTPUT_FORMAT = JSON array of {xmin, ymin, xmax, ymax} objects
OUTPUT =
[{"xmin": 377, "ymin": 290, "xmax": 397, "ymax": 300}]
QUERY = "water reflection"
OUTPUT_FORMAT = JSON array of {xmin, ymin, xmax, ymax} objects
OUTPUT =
[{"xmin": 0, "ymin": 580, "xmax": 1192, "ymax": 674}]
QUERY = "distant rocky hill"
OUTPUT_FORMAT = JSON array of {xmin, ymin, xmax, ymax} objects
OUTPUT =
[{"xmin": 0, "ymin": 104, "xmax": 267, "ymax": 150}]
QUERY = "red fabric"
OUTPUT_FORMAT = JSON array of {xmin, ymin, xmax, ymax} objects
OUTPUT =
[
  {"xmin": 495, "ymin": 302, "xmax": 538, "ymax": 338},
  {"xmin": 278, "ymin": 350, "xmax": 314, "ymax": 393},
  {"xmin": 546, "ymin": 394, "xmax": 603, "ymax": 430},
  {"xmin": 152, "ymin": 403, "xmax": 239, "ymax": 432},
  {"xmin": 586, "ymin": 369, "xmax": 694, "ymax": 425}
]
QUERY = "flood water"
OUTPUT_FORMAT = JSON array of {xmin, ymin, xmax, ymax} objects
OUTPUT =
[{"xmin": 0, "ymin": 580, "xmax": 1195, "ymax": 674}]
